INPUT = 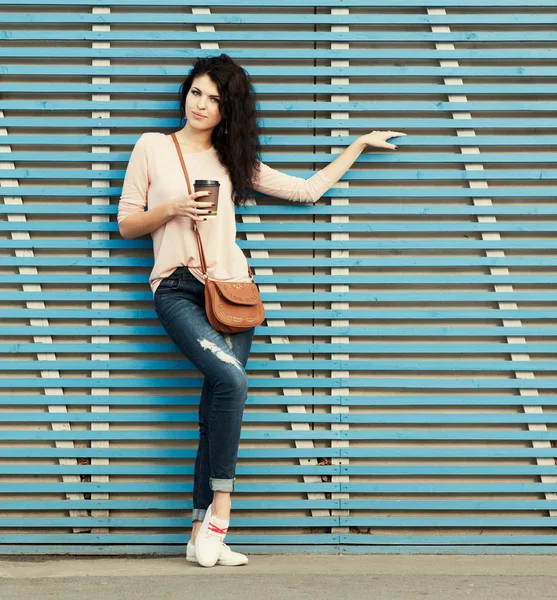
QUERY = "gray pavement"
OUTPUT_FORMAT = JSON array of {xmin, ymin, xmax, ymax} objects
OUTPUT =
[{"xmin": 1, "ymin": 554, "xmax": 556, "ymax": 599}]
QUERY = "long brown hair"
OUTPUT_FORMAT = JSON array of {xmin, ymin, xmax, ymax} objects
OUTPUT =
[{"xmin": 174, "ymin": 54, "xmax": 262, "ymax": 207}]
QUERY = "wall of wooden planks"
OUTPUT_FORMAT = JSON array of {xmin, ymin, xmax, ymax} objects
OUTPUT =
[{"xmin": 0, "ymin": 0, "xmax": 556, "ymax": 555}]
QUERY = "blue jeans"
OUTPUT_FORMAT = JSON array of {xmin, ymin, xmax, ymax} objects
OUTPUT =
[{"xmin": 153, "ymin": 266, "xmax": 255, "ymax": 522}]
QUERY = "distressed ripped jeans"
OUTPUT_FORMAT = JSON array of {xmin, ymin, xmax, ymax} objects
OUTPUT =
[{"xmin": 153, "ymin": 266, "xmax": 255, "ymax": 523}]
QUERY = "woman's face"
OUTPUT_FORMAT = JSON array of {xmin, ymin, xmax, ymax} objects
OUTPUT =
[{"xmin": 185, "ymin": 74, "xmax": 223, "ymax": 131}]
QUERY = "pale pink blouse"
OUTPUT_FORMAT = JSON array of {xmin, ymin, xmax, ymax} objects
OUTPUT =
[{"xmin": 117, "ymin": 132, "xmax": 334, "ymax": 295}]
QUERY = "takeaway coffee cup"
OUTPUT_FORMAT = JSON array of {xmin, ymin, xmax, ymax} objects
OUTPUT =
[{"xmin": 194, "ymin": 179, "xmax": 220, "ymax": 216}]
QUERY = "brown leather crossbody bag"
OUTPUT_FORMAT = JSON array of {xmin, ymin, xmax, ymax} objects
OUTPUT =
[{"xmin": 170, "ymin": 132, "xmax": 266, "ymax": 334}]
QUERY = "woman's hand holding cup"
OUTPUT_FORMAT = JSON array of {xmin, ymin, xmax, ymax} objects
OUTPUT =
[{"xmin": 168, "ymin": 191, "xmax": 216, "ymax": 222}]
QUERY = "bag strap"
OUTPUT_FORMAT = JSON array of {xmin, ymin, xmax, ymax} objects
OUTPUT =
[{"xmin": 169, "ymin": 132, "xmax": 254, "ymax": 282}]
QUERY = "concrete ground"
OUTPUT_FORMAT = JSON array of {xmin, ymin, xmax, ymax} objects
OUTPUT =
[{"xmin": 1, "ymin": 554, "xmax": 556, "ymax": 600}]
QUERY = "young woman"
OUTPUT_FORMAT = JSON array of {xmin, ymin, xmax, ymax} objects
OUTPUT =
[{"xmin": 118, "ymin": 53, "xmax": 406, "ymax": 568}]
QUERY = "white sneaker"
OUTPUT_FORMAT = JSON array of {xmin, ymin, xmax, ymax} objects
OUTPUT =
[
  {"xmin": 194, "ymin": 503, "xmax": 230, "ymax": 567},
  {"xmin": 187, "ymin": 540, "xmax": 248, "ymax": 566}
]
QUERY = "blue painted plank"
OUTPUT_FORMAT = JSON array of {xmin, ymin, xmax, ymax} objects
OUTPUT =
[
  {"xmin": 1, "ymin": 447, "xmax": 555, "ymax": 458},
  {"xmin": 3, "ymin": 544, "xmax": 557, "ymax": 555},
  {"xmin": 0, "ymin": 517, "xmax": 342, "ymax": 528},
  {"xmin": 2, "ymin": 429, "xmax": 557, "ymax": 440},
  {"xmin": 0, "ymin": 500, "xmax": 339, "ymax": 510},
  {"xmin": 2, "ymin": 393, "xmax": 557, "ymax": 407},
  {"xmin": 0, "ymin": 482, "xmax": 555, "ymax": 493},
  {"xmin": 2, "ymin": 133, "xmax": 556, "ymax": 144},
  {"xmin": 2, "ymin": 464, "xmax": 557, "ymax": 476},
  {"xmin": 5, "ymin": 65, "xmax": 556, "ymax": 77},
  {"xmin": 2, "ymin": 115, "xmax": 557, "ymax": 126},
  {"xmin": 5, "ymin": 13, "xmax": 557, "ymax": 25},
  {"xmin": 2, "ymin": 84, "xmax": 557, "ymax": 96},
  {"xmin": 1, "ymin": 499, "xmax": 556, "ymax": 511},
  {"xmin": 1, "ymin": 341, "xmax": 554, "ymax": 351},
  {"xmin": 0, "ymin": 483, "xmax": 341, "ymax": 493},
  {"xmin": 348, "ymin": 518, "xmax": 557, "ymax": 527},
  {"xmin": 0, "ymin": 241, "xmax": 555, "ymax": 251},
  {"xmin": 3, "ymin": 169, "xmax": 557, "ymax": 182},
  {"xmin": 2, "ymin": 151, "xmax": 557, "ymax": 163},
  {"xmin": 6, "ymin": 32, "xmax": 557, "ymax": 42},
  {"xmin": 0, "ymin": 291, "xmax": 554, "ymax": 302},
  {"xmin": 2, "ymin": 49, "xmax": 557, "ymax": 60},
  {"xmin": 4, "ymin": 188, "xmax": 557, "ymax": 199},
  {"xmin": 340, "ymin": 535, "xmax": 557, "ymax": 545},
  {"xmin": 1, "ymin": 325, "xmax": 554, "ymax": 336},
  {"xmin": 0, "ymin": 534, "xmax": 340, "ymax": 544},
  {"xmin": 0, "ymin": 448, "xmax": 344, "ymax": 459},
  {"xmin": 2, "ymin": 274, "xmax": 556, "ymax": 285},
  {"xmin": 0, "ymin": 544, "xmax": 340, "ymax": 556},
  {"xmin": 4, "ymin": 0, "xmax": 556, "ymax": 6},
  {"xmin": 4, "ymin": 411, "xmax": 557, "ymax": 424},
  {"xmin": 341, "ymin": 500, "xmax": 557, "ymax": 510},
  {"xmin": 1, "ymin": 517, "xmax": 556, "ymax": 529},
  {"xmin": 5, "ymin": 203, "xmax": 557, "ymax": 215},
  {"xmin": 0, "ymin": 358, "xmax": 553, "ymax": 372},
  {"xmin": 2, "ymin": 257, "xmax": 556, "ymax": 266}
]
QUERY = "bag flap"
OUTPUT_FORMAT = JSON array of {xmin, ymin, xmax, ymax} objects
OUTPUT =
[{"xmin": 213, "ymin": 281, "xmax": 260, "ymax": 305}]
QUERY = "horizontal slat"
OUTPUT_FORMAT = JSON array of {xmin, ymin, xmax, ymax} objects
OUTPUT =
[
  {"xmin": 3, "ymin": 221, "xmax": 557, "ymax": 231},
  {"xmin": 3, "ymin": 427, "xmax": 557, "ymax": 441},
  {"xmin": 3, "ymin": 169, "xmax": 557, "ymax": 182},
  {"xmin": 2, "ymin": 121, "xmax": 556, "ymax": 135},
  {"xmin": 2, "ymin": 134, "xmax": 556, "ymax": 145},
  {"xmin": 0, "ymin": 255, "xmax": 557, "ymax": 264},
  {"xmin": 6, "ymin": 32, "xmax": 557, "ymax": 42},
  {"xmin": 6, "ymin": 13, "xmax": 557, "ymax": 25},
  {"xmin": 2, "ymin": 447, "xmax": 557, "ymax": 458},
  {"xmin": 3, "ymin": 84, "xmax": 557, "ymax": 96},
  {"xmin": 4, "ymin": 186, "xmax": 557, "ymax": 202},
  {"xmin": 2, "ymin": 152, "xmax": 557, "ymax": 164},
  {"xmin": 4, "ymin": 0, "xmax": 556, "ymax": 6},
  {"xmin": 3, "ymin": 49, "xmax": 557, "ymax": 60},
  {"xmin": 3, "ymin": 274, "xmax": 557, "ymax": 285},
  {"xmin": 4, "ymin": 205, "xmax": 557, "ymax": 217},
  {"xmin": 1, "ymin": 326, "xmax": 553, "ymax": 336},
  {"xmin": 0, "ymin": 241, "xmax": 555, "ymax": 252},
  {"xmin": 1, "ymin": 499, "xmax": 556, "ymax": 511},
  {"xmin": 0, "ymin": 533, "xmax": 338, "ymax": 544},
  {"xmin": 0, "ymin": 359, "xmax": 554, "ymax": 372},
  {"xmin": 1, "ymin": 341, "xmax": 554, "ymax": 351},
  {"xmin": 341, "ymin": 534, "xmax": 557, "ymax": 544},
  {"xmin": 0, "ymin": 517, "xmax": 556, "ymax": 529},
  {"xmin": 3, "ymin": 465, "xmax": 557, "ymax": 477},
  {"xmin": 3, "ymin": 412, "xmax": 557, "ymax": 423},
  {"xmin": 0, "ymin": 482, "xmax": 556, "ymax": 492},
  {"xmin": 1, "ymin": 395, "xmax": 556, "ymax": 408},
  {"xmin": 1, "ymin": 543, "xmax": 556, "ymax": 556},
  {"xmin": 0, "ymin": 291, "xmax": 555, "ymax": 301},
  {"xmin": 0, "ymin": 544, "xmax": 555, "ymax": 556},
  {"xmin": 0, "ymin": 313, "xmax": 555, "ymax": 324},
  {"xmin": 3, "ymin": 66, "xmax": 557, "ymax": 77}
]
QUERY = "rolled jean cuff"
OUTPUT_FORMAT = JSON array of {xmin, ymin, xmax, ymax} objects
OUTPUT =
[
  {"xmin": 192, "ymin": 508, "xmax": 207, "ymax": 522},
  {"xmin": 210, "ymin": 477, "xmax": 235, "ymax": 492}
]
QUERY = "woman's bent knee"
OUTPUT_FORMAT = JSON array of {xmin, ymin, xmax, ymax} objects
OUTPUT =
[{"xmin": 214, "ymin": 371, "xmax": 249, "ymax": 400}]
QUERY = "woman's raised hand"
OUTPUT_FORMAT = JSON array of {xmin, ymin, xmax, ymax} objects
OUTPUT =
[
  {"xmin": 168, "ymin": 191, "xmax": 216, "ymax": 221},
  {"xmin": 358, "ymin": 130, "xmax": 408, "ymax": 150}
]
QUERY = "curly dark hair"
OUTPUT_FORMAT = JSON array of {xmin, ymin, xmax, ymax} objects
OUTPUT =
[{"xmin": 173, "ymin": 54, "xmax": 262, "ymax": 207}]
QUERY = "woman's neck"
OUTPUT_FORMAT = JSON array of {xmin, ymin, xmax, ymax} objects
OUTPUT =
[{"xmin": 175, "ymin": 127, "xmax": 213, "ymax": 152}]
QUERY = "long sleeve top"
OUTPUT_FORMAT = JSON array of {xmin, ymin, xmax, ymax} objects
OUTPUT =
[{"xmin": 117, "ymin": 131, "xmax": 334, "ymax": 295}]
